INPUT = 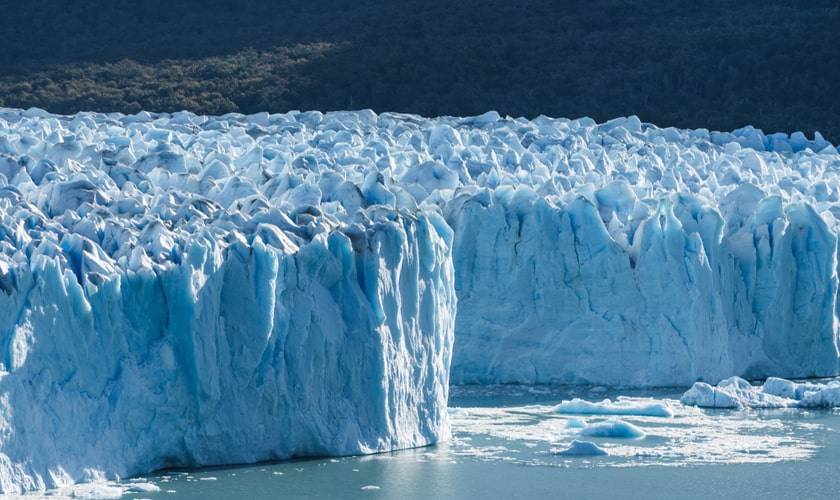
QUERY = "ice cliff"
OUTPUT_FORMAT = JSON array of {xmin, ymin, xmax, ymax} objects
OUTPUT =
[
  {"xmin": 0, "ymin": 107, "xmax": 839, "ymax": 492},
  {"xmin": 0, "ymin": 109, "xmax": 455, "ymax": 492},
  {"xmin": 445, "ymin": 118, "xmax": 839, "ymax": 386}
]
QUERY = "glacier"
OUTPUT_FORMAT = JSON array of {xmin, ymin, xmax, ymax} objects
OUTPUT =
[
  {"xmin": 1, "ymin": 106, "xmax": 840, "ymax": 492},
  {"xmin": 0, "ymin": 109, "xmax": 456, "ymax": 493}
]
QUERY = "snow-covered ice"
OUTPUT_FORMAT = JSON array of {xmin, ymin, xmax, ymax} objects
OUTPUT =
[
  {"xmin": 681, "ymin": 376, "xmax": 840, "ymax": 409},
  {"xmin": 1, "ymin": 106, "xmax": 840, "ymax": 492}
]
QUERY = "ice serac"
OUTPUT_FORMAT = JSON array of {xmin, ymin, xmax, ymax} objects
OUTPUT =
[{"xmin": 447, "ymin": 190, "xmax": 734, "ymax": 386}]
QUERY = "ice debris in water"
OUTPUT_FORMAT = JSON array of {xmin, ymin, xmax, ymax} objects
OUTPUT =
[
  {"xmin": 552, "ymin": 440, "xmax": 609, "ymax": 457},
  {"xmin": 579, "ymin": 419, "xmax": 646, "ymax": 439},
  {"xmin": 680, "ymin": 376, "xmax": 840, "ymax": 409},
  {"xmin": 128, "ymin": 482, "xmax": 161, "ymax": 492},
  {"xmin": 554, "ymin": 398, "xmax": 674, "ymax": 417}
]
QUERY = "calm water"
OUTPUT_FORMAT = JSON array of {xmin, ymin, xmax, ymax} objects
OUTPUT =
[{"xmin": 44, "ymin": 385, "xmax": 840, "ymax": 499}]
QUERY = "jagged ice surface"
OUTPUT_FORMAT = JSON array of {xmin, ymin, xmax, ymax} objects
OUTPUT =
[
  {"xmin": 1, "ymin": 107, "xmax": 840, "ymax": 491},
  {"xmin": 0, "ymin": 109, "xmax": 456, "ymax": 493}
]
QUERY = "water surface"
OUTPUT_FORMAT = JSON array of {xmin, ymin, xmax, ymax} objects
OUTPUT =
[{"xmin": 46, "ymin": 385, "xmax": 840, "ymax": 499}]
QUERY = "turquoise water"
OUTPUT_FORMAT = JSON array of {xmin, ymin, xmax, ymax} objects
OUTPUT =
[{"xmin": 55, "ymin": 386, "xmax": 840, "ymax": 499}]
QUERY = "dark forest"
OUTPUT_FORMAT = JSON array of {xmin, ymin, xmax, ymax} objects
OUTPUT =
[{"xmin": 1, "ymin": 0, "xmax": 838, "ymax": 140}]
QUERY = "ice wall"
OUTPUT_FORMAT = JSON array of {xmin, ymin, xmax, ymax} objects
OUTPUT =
[
  {"xmin": 0, "ymin": 109, "xmax": 455, "ymax": 493},
  {"xmin": 440, "ymin": 116, "xmax": 840, "ymax": 385},
  {"xmin": 0, "ymin": 211, "xmax": 454, "ymax": 493},
  {"xmin": 0, "ymin": 215, "xmax": 455, "ymax": 492},
  {"xmin": 447, "ymin": 186, "xmax": 838, "ymax": 385}
]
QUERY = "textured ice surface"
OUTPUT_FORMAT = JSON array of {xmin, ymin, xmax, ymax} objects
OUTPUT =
[
  {"xmin": 2, "ymin": 107, "xmax": 840, "ymax": 492},
  {"xmin": 448, "ymin": 145, "xmax": 840, "ymax": 385},
  {"xmin": 0, "ymin": 108, "xmax": 456, "ymax": 493},
  {"xmin": 681, "ymin": 376, "xmax": 840, "ymax": 409},
  {"xmin": 4, "ymin": 108, "xmax": 839, "ymax": 389}
]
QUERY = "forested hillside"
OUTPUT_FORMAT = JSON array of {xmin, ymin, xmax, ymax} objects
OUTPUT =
[{"xmin": 1, "ymin": 0, "xmax": 838, "ymax": 140}]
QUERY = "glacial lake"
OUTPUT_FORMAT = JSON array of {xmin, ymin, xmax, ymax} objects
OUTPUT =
[{"xmin": 37, "ymin": 385, "xmax": 840, "ymax": 499}]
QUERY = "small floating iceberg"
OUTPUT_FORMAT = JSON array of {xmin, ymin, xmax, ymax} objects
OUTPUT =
[
  {"xmin": 552, "ymin": 440, "xmax": 609, "ymax": 456},
  {"xmin": 554, "ymin": 398, "xmax": 674, "ymax": 418},
  {"xmin": 680, "ymin": 376, "xmax": 840, "ymax": 409},
  {"xmin": 579, "ymin": 419, "xmax": 646, "ymax": 439}
]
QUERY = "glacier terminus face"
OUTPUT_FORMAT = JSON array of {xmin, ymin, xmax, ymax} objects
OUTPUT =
[
  {"xmin": 0, "ymin": 109, "xmax": 456, "ymax": 493},
  {"xmin": 0, "ymin": 107, "xmax": 839, "ymax": 493}
]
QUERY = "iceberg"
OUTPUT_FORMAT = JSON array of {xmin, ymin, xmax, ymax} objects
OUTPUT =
[
  {"xmin": 551, "ymin": 440, "xmax": 609, "ymax": 456},
  {"xmin": 579, "ymin": 419, "xmax": 646, "ymax": 439},
  {"xmin": 1, "ymin": 106, "xmax": 839, "ymax": 492},
  {"xmin": 679, "ymin": 377, "xmax": 789, "ymax": 409},
  {"xmin": 554, "ymin": 398, "xmax": 674, "ymax": 418},
  {"xmin": 680, "ymin": 376, "xmax": 840, "ymax": 409},
  {"xmin": 565, "ymin": 417, "xmax": 588, "ymax": 429}
]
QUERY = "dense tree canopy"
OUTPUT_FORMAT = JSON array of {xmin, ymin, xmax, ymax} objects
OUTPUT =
[{"xmin": 1, "ymin": 0, "xmax": 838, "ymax": 140}]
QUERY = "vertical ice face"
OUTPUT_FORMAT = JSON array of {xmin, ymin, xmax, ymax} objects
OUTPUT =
[
  {"xmin": 446, "ymin": 184, "xmax": 839, "ymax": 386},
  {"xmin": 0, "ymin": 207, "xmax": 454, "ymax": 492},
  {"xmin": 447, "ymin": 189, "xmax": 733, "ymax": 386},
  {"xmin": 0, "ymin": 107, "xmax": 839, "ymax": 492}
]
